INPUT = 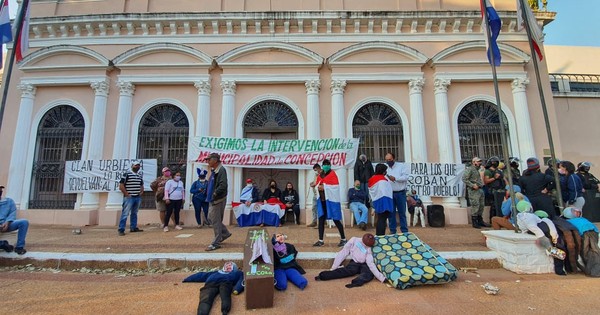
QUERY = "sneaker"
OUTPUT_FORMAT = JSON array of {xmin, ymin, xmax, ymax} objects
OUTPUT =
[
  {"xmin": 130, "ymin": 228, "xmax": 144, "ymax": 232},
  {"xmin": 307, "ymin": 222, "xmax": 317, "ymax": 228},
  {"xmin": 0, "ymin": 241, "xmax": 14, "ymax": 252},
  {"xmin": 205, "ymin": 244, "xmax": 222, "ymax": 251},
  {"xmin": 118, "ymin": 231, "xmax": 125, "ymax": 236},
  {"xmin": 175, "ymin": 225, "xmax": 183, "ymax": 230},
  {"xmin": 312, "ymin": 240, "xmax": 324, "ymax": 247},
  {"xmin": 337, "ymin": 239, "xmax": 347, "ymax": 247},
  {"xmin": 14, "ymin": 247, "xmax": 26, "ymax": 255},
  {"xmin": 222, "ymin": 233, "xmax": 232, "ymax": 242},
  {"xmin": 163, "ymin": 226, "xmax": 169, "ymax": 232}
]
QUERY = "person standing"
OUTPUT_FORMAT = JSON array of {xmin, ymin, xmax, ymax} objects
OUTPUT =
[
  {"xmin": 151, "ymin": 167, "xmax": 173, "ymax": 227},
  {"xmin": 118, "ymin": 160, "xmax": 144, "ymax": 236},
  {"xmin": 558, "ymin": 161, "xmax": 585, "ymax": 210},
  {"xmin": 205, "ymin": 153, "xmax": 232, "ymax": 251},
  {"xmin": 163, "ymin": 171, "xmax": 185, "ymax": 232},
  {"xmin": 348, "ymin": 180, "xmax": 369, "ymax": 230},
  {"xmin": 307, "ymin": 163, "xmax": 322, "ymax": 228},
  {"xmin": 0, "ymin": 185, "xmax": 29, "ymax": 255},
  {"xmin": 368, "ymin": 164, "xmax": 394, "ymax": 236},
  {"xmin": 463, "ymin": 157, "xmax": 487, "ymax": 229},
  {"xmin": 354, "ymin": 154, "xmax": 374, "ymax": 208},
  {"xmin": 508, "ymin": 157, "xmax": 522, "ymax": 186},
  {"xmin": 281, "ymin": 182, "xmax": 301, "ymax": 225},
  {"xmin": 483, "ymin": 156, "xmax": 505, "ymax": 224},
  {"xmin": 519, "ymin": 157, "xmax": 556, "ymax": 218},
  {"xmin": 577, "ymin": 162, "xmax": 600, "ymax": 193},
  {"xmin": 190, "ymin": 168, "xmax": 210, "ymax": 228},
  {"xmin": 384, "ymin": 152, "xmax": 409, "ymax": 234},
  {"xmin": 313, "ymin": 159, "xmax": 347, "ymax": 247}
]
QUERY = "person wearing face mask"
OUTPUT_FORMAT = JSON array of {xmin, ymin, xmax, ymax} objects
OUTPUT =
[
  {"xmin": 313, "ymin": 159, "xmax": 347, "ymax": 247},
  {"xmin": 384, "ymin": 152, "xmax": 409, "ymax": 234},
  {"xmin": 117, "ymin": 160, "xmax": 144, "ymax": 236},
  {"xmin": 190, "ymin": 168, "xmax": 210, "ymax": 228},
  {"xmin": 0, "ymin": 185, "xmax": 29, "ymax": 255},
  {"xmin": 354, "ymin": 154, "xmax": 374, "ymax": 208},
  {"xmin": 262, "ymin": 179, "xmax": 282, "ymax": 203},
  {"xmin": 348, "ymin": 180, "xmax": 369, "ymax": 230},
  {"xmin": 558, "ymin": 161, "xmax": 585, "ymax": 210},
  {"xmin": 281, "ymin": 182, "xmax": 301, "ymax": 225},
  {"xmin": 239, "ymin": 178, "xmax": 259, "ymax": 205},
  {"xmin": 307, "ymin": 163, "xmax": 322, "ymax": 228},
  {"xmin": 151, "ymin": 167, "xmax": 176, "ymax": 228},
  {"xmin": 163, "ymin": 171, "xmax": 186, "ymax": 232}
]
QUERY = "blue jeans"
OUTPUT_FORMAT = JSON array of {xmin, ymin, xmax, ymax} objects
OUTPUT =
[
  {"xmin": 349, "ymin": 202, "xmax": 369, "ymax": 225},
  {"xmin": 275, "ymin": 268, "xmax": 308, "ymax": 291},
  {"xmin": 118, "ymin": 195, "xmax": 142, "ymax": 232},
  {"xmin": 6, "ymin": 219, "xmax": 29, "ymax": 248},
  {"xmin": 389, "ymin": 191, "xmax": 408, "ymax": 233},
  {"xmin": 192, "ymin": 198, "xmax": 209, "ymax": 225}
]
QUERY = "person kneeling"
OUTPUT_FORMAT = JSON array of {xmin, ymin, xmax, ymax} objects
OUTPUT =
[{"xmin": 315, "ymin": 233, "xmax": 385, "ymax": 288}]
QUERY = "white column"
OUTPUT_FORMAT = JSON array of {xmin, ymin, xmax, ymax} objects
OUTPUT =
[
  {"xmin": 106, "ymin": 81, "xmax": 135, "ymax": 208},
  {"xmin": 194, "ymin": 80, "xmax": 211, "ymax": 137},
  {"xmin": 220, "ymin": 81, "xmax": 236, "ymax": 212},
  {"xmin": 80, "ymin": 80, "xmax": 110, "ymax": 210},
  {"xmin": 512, "ymin": 78, "xmax": 536, "ymax": 160},
  {"xmin": 434, "ymin": 78, "xmax": 459, "ymax": 207},
  {"xmin": 305, "ymin": 80, "xmax": 321, "ymax": 209},
  {"xmin": 409, "ymin": 78, "xmax": 431, "ymax": 204},
  {"xmin": 8, "ymin": 84, "xmax": 36, "ymax": 209},
  {"xmin": 331, "ymin": 80, "xmax": 348, "ymax": 203}
]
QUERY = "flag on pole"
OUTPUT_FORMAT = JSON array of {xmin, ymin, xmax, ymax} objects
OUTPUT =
[
  {"xmin": 517, "ymin": 0, "xmax": 544, "ymax": 61},
  {"xmin": 480, "ymin": 0, "xmax": 502, "ymax": 66},
  {"xmin": 15, "ymin": 0, "xmax": 31, "ymax": 62},
  {"xmin": 0, "ymin": 0, "xmax": 12, "ymax": 68}
]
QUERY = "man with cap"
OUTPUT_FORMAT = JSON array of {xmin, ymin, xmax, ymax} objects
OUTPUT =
[
  {"xmin": 240, "ymin": 178, "xmax": 259, "ymax": 206},
  {"xmin": 0, "ymin": 185, "xmax": 29, "ymax": 255},
  {"xmin": 204, "ymin": 153, "xmax": 232, "ymax": 251},
  {"xmin": 190, "ymin": 168, "xmax": 210, "ymax": 228},
  {"xmin": 519, "ymin": 157, "xmax": 556, "ymax": 218},
  {"xmin": 314, "ymin": 233, "xmax": 386, "ymax": 288},
  {"xmin": 462, "ymin": 157, "xmax": 487, "ymax": 228},
  {"xmin": 117, "ymin": 160, "xmax": 144, "ymax": 236}
]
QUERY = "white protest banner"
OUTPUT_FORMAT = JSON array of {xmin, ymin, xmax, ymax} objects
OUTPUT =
[
  {"xmin": 63, "ymin": 159, "xmax": 157, "ymax": 193},
  {"xmin": 190, "ymin": 136, "xmax": 359, "ymax": 169},
  {"xmin": 406, "ymin": 162, "xmax": 465, "ymax": 197}
]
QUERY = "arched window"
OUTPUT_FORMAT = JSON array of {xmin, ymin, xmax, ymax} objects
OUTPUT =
[
  {"xmin": 137, "ymin": 104, "xmax": 189, "ymax": 208},
  {"xmin": 352, "ymin": 103, "xmax": 404, "ymax": 163},
  {"xmin": 30, "ymin": 105, "xmax": 84, "ymax": 209},
  {"xmin": 458, "ymin": 101, "xmax": 510, "ymax": 164},
  {"xmin": 242, "ymin": 100, "xmax": 298, "ymax": 194}
]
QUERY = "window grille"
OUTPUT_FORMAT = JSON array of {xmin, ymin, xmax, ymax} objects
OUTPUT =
[
  {"xmin": 29, "ymin": 105, "xmax": 84, "ymax": 209},
  {"xmin": 137, "ymin": 104, "xmax": 189, "ymax": 209},
  {"xmin": 352, "ymin": 103, "xmax": 404, "ymax": 163},
  {"xmin": 458, "ymin": 101, "xmax": 510, "ymax": 164}
]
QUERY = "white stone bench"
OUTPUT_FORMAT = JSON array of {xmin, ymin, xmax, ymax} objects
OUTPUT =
[{"xmin": 481, "ymin": 230, "xmax": 553, "ymax": 274}]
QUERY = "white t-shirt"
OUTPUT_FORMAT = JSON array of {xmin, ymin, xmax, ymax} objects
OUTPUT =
[{"xmin": 164, "ymin": 180, "xmax": 185, "ymax": 201}]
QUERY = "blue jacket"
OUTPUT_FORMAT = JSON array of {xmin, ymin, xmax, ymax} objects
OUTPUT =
[
  {"xmin": 183, "ymin": 270, "xmax": 244, "ymax": 293},
  {"xmin": 347, "ymin": 188, "xmax": 367, "ymax": 204},
  {"xmin": 190, "ymin": 180, "xmax": 208, "ymax": 202},
  {"xmin": 567, "ymin": 217, "xmax": 599, "ymax": 236},
  {"xmin": 0, "ymin": 198, "xmax": 17, "ymax": 225},
  {"xmin": 560, "ymin": 174, "xmax": 584, "ymax": 204}
]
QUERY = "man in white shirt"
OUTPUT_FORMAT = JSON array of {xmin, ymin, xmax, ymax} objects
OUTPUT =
[{"xmin": 384, "ymin": 153, "xmax": 409, "ymax": 234}]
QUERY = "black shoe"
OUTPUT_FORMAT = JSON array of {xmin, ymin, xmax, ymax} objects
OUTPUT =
[
  {"xmin": 222, "ymin": 233, "xmax": 232, "ymax": 242},
  {"xmin": 313, "ymin": 240, "xmax": 324, "ymax": 247},
  {"xmin": 118, "ymin": 230, "xmax": 126, "ymax": 236},
  {"xmin": 478, "ymin": 216, "xmax": 491, "ymax": 228},
  {"xmin": 130, "ymin": 228, "xmax": 144, "ymax": 232},
  {"xmin": 471, "ymin": 216, "xmax": 481, "ymax": 229},
  {"xmin": 0, "ymin": 241, "xmax": 14, "ymax": 252},
  {"xmin": 345, "ymin": 283, "xmax": 360, "ymax": 288},
  {"xmin": 14, "ymin": 247, "xmax": 26, "ymax": 255},
  {"xmin": 314, "ymin": 276, "xmax": 321, "ymax": 281},
  {"xmin": 337, "ymin": 239, "xmax": 347, "ymax": 247}
]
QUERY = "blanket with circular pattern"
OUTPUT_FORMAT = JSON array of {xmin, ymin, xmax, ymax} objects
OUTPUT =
[{"xmin": 372, "ymin": 233, "xmax": 458, "ymax": 290}]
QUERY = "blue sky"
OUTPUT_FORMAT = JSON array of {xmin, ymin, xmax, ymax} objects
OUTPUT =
[
  {"xmin": 544, "ymin": 0, "xmax": 600, "ymax": 47},
  {"xmin": 7, "ymin": 0, "xmax": 599, "ymax": 47}
]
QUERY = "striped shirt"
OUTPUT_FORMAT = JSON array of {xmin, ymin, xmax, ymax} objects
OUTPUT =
[{"xmin": 120, "ymin": 170, "xmax": 143, "ymax": 196}]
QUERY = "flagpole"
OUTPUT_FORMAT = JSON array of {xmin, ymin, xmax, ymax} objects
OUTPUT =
[
  {"xmin": 0, "ymin": 0, "xmax": 29, "ymax": 134},
  {"xmin": 517, "ymin": 0, "xmax": 564, "ymax": 210},
  {"xmin": 481, "ymin": 0, "xmax": 518, "ymax": 230}
]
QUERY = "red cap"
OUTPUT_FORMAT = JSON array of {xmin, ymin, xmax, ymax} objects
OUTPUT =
[{"xmin": 246, "ymin": 178, "xmax": 253, "ymax": 183}]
